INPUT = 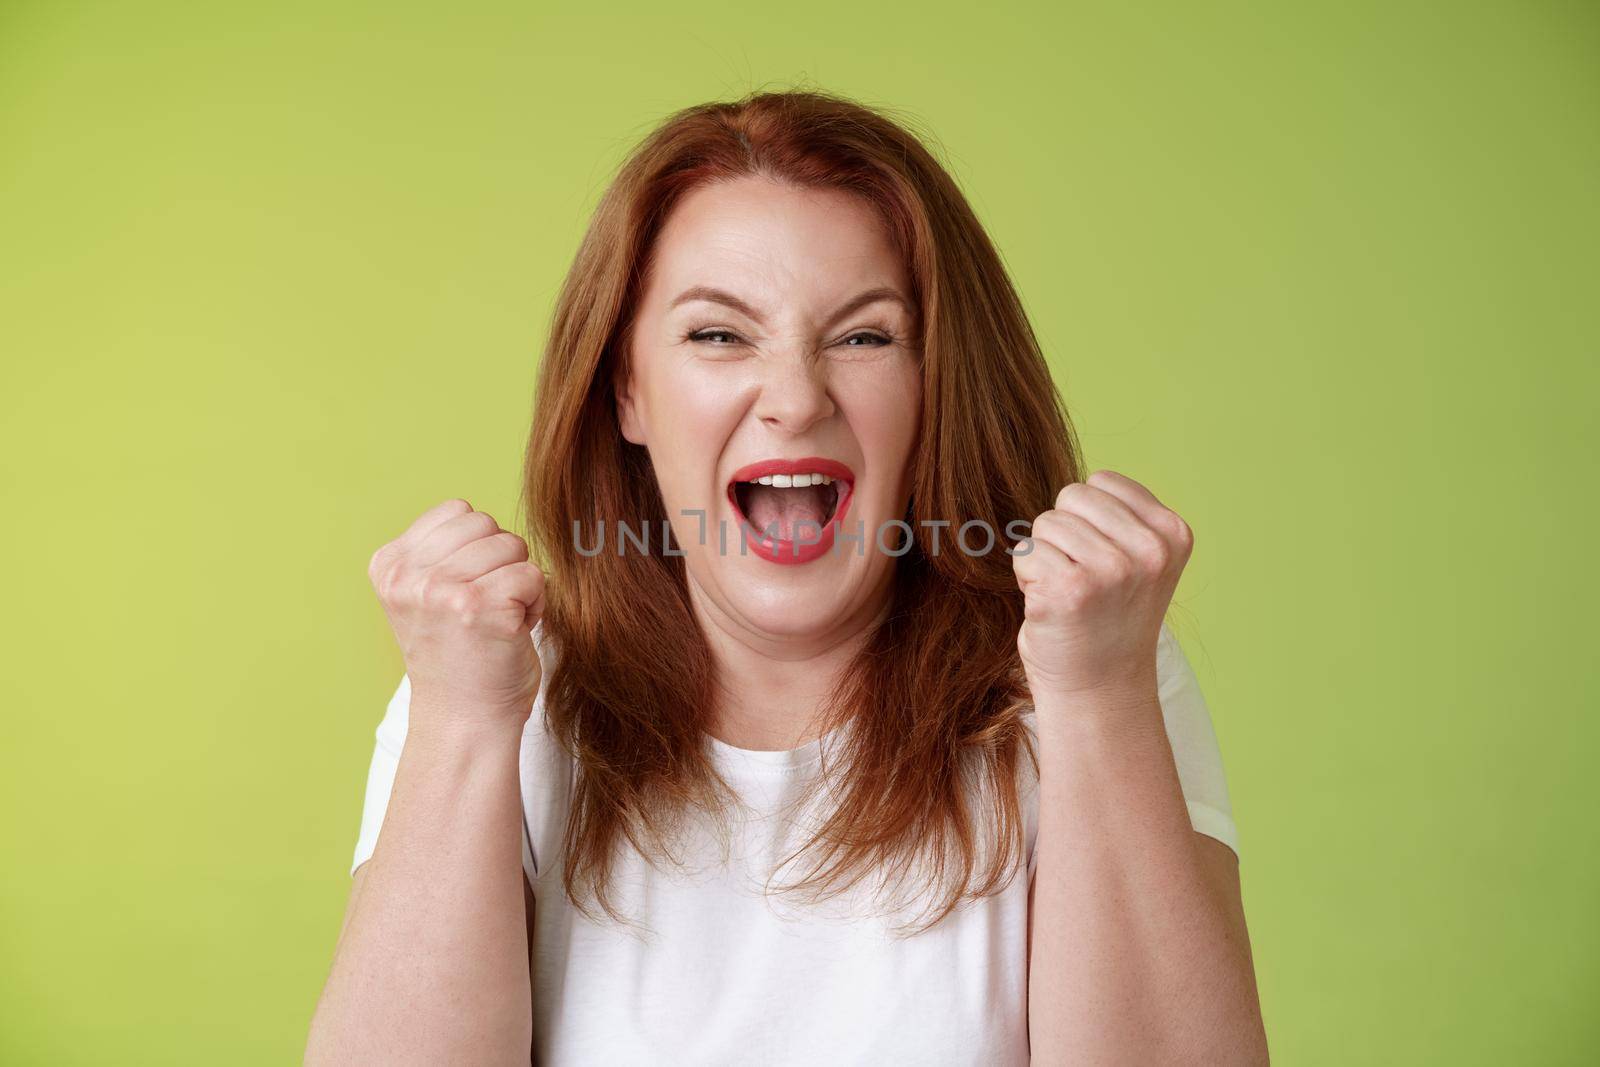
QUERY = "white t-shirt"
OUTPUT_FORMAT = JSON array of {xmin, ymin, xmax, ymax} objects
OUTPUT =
[{"xmin": 349, "ymin": 620, "xmax": 1237, "ymax": 1064}]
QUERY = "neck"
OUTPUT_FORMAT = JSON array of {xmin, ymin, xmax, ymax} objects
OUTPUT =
[{"xmin": 686, "ymin": 573, "xmax": 894, "ymax": 752}]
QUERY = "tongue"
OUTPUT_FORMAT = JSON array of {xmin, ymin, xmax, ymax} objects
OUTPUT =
[{"xmin": 745, "ymin": 484, "xmax": 831, "ymax": 542}]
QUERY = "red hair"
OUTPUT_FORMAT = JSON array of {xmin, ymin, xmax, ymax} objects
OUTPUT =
[{"xmin": 521, "ymin": 86, "xmax": 1082, "ymax": 936}]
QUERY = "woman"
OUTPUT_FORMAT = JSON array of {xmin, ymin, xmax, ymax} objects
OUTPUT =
[{"xmin": 307, "ymin": 88, "xmax": 1268, "ymax": 1064}]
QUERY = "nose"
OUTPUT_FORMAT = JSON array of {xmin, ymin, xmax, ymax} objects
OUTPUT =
[{"xmin": 752, "ymin": 353, "xmax": 835, "ymax": 435}]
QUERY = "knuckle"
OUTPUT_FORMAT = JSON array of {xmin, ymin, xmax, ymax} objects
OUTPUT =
[
  {"xmin": 444, "ymin": 585, "xmax": 477, "ymax": 619},
  {"xmin": 378, "ymin": 564, "xmax": 406, "ymax": 605},
  {"xmin": 371, "ymin": 556, "xmax": 404, "ymax": 601},
  {"xmin": 1137, "ymin": 533, "xmax": 1169, "ymax": 570},
  {"xmin": 1171, "ymin": 513, "xmax": 1194, "ymax": 548},
  {"xmin": 417, "ymin": 568, "xmax": 450, "ymax": 606},
  {"xmin": 1058, "ymin": 511, "xmax": 1087, "ymax": 537},
  {"xmin": 1033, "ymin": 508, "xmax": 1066, "ymax": 536},
  {"xmin": 497, "ymin": 531, "xmax": 530, "ymax": 559}
]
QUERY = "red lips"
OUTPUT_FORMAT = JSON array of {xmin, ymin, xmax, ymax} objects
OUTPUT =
[{"xmin": 725, "ymin": 456, "xmax": 855, "ymax": 565}]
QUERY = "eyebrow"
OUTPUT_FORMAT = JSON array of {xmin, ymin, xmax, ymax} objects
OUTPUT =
[{"xmin": 668, "ymin": 285, "xmax": 912, "ymax": 328}]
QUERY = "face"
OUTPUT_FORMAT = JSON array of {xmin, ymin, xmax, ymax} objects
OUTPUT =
[{"xmin": 616, "ymin": 175, "xmax": 922, "ymax": 644}]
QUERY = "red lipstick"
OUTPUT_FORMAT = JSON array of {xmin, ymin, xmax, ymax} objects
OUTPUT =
[{"xmin": 726, "ymin": 456, "xmax": 855, "ymax": 565}]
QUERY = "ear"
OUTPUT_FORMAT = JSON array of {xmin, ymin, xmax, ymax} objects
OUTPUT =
[{"xmin": 613, "ymin": 361, "xmax": 647, "ymax": 445}]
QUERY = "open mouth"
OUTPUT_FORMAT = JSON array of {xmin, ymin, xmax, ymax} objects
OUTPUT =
[
  {"xmin": 726, "ymin": 457, "xmax": 855, "ymax": 564},
  {"xmin": 732, "ymin": 472, "xmax": 844, "ymax": 539}
]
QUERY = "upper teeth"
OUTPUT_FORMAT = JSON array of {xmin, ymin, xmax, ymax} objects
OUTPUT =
[{"xmin": 749, "ymin": 473, "xmax": 835, "ymax": 487}]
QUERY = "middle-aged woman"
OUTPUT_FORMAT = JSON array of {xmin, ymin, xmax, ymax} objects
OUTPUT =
[{"xmin": 307, "ymin": 88, "xmax": 1268, "ymax": 1064}]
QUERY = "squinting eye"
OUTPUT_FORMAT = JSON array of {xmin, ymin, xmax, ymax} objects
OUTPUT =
[
  {"xmin": 685, "ymin": 328, "xmax": 896, "ymax": 349},
  {"xmin": 841, "ymin": 332, "xmax": 892, "ymax": 347},
  {"xmin": 687, "ymin": 328, "xmax": 742, "ymax": 345}
]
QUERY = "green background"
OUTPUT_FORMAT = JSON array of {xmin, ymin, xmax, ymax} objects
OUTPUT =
[{"xmin": 2, "ymin": 0, "xmax": 1595, "ymax": 1062}]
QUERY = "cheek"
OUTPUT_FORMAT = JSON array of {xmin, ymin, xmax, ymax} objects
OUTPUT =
[
  {"xmin": 640, "ymin": 364, "xmax": 749, "ymax": 488},
  {"xmin": 836, "ymin": 363, "xmax": 921, "ymax": 471}
]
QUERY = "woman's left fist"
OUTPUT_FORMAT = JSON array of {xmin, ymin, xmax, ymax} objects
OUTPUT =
[{"xmin": 1012, "ymin": 469, "xmax": 1193, "ymax": 703}]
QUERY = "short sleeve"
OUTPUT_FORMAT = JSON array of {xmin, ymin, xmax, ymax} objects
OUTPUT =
[
  {"xmin": 349, "ymin": 673, "xmax": 410, "ymax": 877},
  {"xmin": 347, "ymin": 671, "xmax": 539, "ymax": 885},
  {"xmin": 1154, "ymin": 620, "xmax": 1239, "ymax": 859},
  {"xmin": 1024, "ymin": 619, "xmax": 1239, "ymax": 882}
]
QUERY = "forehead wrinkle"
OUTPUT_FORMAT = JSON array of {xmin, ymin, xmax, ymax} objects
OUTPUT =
[
  {"xmin": 645, "ymin": 240, "xmax": 769, "ymax": 322},
  {"xmin": 650, "ymin": 193, "xmax": 912, "ymax": 329},
  {"xmin": 661, "ymin": 239, "xmax": 910, "ymax": 322}
]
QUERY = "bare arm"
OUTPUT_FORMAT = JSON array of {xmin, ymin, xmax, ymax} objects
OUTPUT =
[
  {"xmin": 1026, "ymin": 690, "xmax": 1268, "ymax": 1064},
  {"xmin": 305, "ymin": 710, "xmax": 533, "ymax": 1065},
  {"xmin": 308, "ymin": 498, "xmax": 546, "ymax": 1063},
  {"xmin": 1011, "ymin": 470, "xmax": 1267, "ymax": 1062}
]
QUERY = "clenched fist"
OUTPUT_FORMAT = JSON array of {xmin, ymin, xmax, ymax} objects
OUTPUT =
[
  {"xmin": 1012, "ymin": 470, "xmax": 1193, "ymax": 705},
  {"xmin": 367, "ymin": 498, "xmax": 547, "ymax": 729}
]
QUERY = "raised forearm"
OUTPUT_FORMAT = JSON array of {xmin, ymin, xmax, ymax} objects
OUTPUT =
[
  {"xmin": 1028, "ymin": 688, "xmax": 1265, "ymax": 1064},
  {"xmin": 306, "ymin": 709, "xmax": 532, "ymax": 1065}
]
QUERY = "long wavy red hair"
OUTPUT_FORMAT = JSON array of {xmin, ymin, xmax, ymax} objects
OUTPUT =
[{"xmin": 520, "ymin": 86, "xmax": 1083, "ymax": 936}]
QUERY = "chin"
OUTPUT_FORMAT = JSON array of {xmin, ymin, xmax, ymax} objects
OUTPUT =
[
  {"xmin": 688, "ymin": 548, "xmax": 877, "ymax": 641},
  {"xmin": 736, "ymin": 598, "xmax": 845, "ymax": 639}
]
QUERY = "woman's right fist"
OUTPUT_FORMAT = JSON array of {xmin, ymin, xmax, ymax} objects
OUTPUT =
[{"xmin": 367, "ymin": 498, "xmax": 546, "ymax": 728}]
